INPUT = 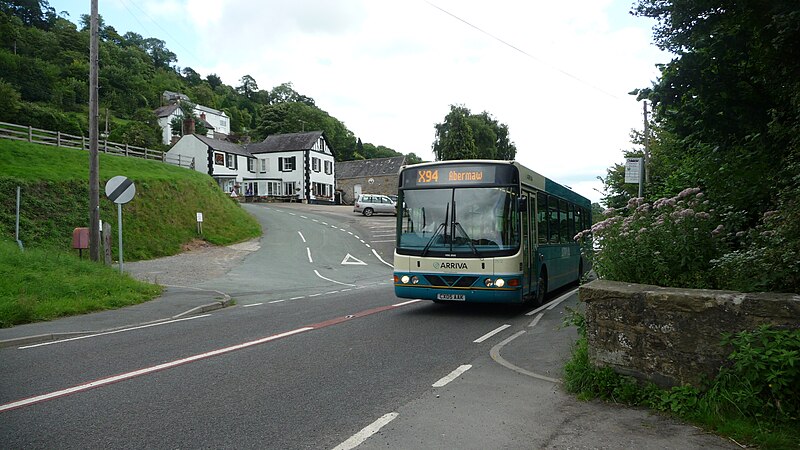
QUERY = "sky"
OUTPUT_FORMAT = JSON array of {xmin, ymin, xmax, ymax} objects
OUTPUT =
[{"xmin": 50, "ymin": 0, "xmax": 669, "ymax": 204}]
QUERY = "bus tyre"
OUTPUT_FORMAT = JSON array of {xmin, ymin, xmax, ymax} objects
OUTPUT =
[
  {"xmin": 535, "ymin": 275, "xmax": 547, "ymax": 307},
  {"xmin": 363, "ymin": 208, "xmax": 374, "ymax": 217}
]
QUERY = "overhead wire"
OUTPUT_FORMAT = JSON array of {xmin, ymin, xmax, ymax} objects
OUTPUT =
[{"xmin": 423, "ymin": 0, "xmax": 621, "ymax": 100}]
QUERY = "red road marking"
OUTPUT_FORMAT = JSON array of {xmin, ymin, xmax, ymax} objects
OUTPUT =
[{"xmin": 1, "ymin": 300, "xmax": 423, "ymax": 413}]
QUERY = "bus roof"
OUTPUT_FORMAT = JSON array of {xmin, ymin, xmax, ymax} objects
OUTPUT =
[{"xmin": 398, "ymin": 160, "xmax": 591, "ymax": 208}]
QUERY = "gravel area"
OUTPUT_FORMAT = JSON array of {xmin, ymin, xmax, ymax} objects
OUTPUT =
[{"xmin": 123, "ymin": 238, "xmax": 261, "ymax": 286}]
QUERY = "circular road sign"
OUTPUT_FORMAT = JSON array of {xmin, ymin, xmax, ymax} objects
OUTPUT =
[{"xmin": 105, "ymin": 175, "xmax": 136, "ymax": 204}]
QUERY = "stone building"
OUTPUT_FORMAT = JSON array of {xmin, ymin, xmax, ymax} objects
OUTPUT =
[{"xmin": 335, "ymin": 156, "xmax": 406, "ymax": 205}]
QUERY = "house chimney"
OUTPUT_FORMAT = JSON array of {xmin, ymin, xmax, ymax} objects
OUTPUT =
[{"xmin": 183, "ymin": 118, "xmax": 195, "ymax": 136}]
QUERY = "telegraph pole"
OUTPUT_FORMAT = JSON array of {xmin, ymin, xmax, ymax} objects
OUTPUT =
[
  {"xmin": 643, "ymin": 101, "xmax": 650, "ymax": 186},
  {"xmin": 88, "ymin": 0, "xmax": 100, "ymax": 261}
]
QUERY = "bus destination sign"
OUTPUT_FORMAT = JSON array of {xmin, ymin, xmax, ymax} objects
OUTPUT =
[{"xmin": 410, "ymin": 165, "xmax": 497, "ymax": 187}]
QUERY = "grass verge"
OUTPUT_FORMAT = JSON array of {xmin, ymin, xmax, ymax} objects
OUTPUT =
[{"xmin": 0, "ymin": 239, "xmax": 162, "ymax": 328}]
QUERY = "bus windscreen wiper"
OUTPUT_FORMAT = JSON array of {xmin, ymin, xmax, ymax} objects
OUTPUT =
[
  {"xmin": 453, "ymin": 222, "xmax": 479, "ymax": 256},
  {"xmin": 421, "ymin": 203, "xmax": 449, "ymax": 256}
]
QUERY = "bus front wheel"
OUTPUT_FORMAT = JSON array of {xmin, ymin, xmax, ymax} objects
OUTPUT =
[{"xmin": 535, "ymin": 273, "xmax": 548, "ymax": 307}]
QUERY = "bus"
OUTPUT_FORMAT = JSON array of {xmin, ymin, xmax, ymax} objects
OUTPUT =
[{"xmin": 393, "ymin": 160, "xmax": 591, "ymax": 305}]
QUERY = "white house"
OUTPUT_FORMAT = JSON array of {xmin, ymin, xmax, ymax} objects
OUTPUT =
[
  {"xmin": 154, "ymin": 93, "xmax": 230, "ymax": 145},
  {"xmin": 166, "ymin": 134, "xmax": 254, "ymax": 194},
  {"xmin": 246, "ymin": 131, "xmax": 336, "ymax": 204}
]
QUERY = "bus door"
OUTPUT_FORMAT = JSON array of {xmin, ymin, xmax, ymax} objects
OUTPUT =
[{"xmin": 521, "ymin": 190, "xmax": 534, "ymax": 295}]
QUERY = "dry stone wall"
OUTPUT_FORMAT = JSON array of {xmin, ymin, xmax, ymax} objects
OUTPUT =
[{"xmin": 580, "ymin": 279, "xmax": 800, "ymax": 387}]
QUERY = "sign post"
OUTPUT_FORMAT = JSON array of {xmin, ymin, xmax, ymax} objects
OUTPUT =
[
  {"xmin": 624, "ymin": 157, "xmax": 644, "ymax": 197},
  {"xmin": 196, "ymin": 212, "xmax": 203, "ymax": 235},
  {"xmin": 105, "ymin": 176, "xmax": 136, "ymax": 274}
]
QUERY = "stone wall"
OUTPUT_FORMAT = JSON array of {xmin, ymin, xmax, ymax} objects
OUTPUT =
[
  {"xmin": 580, "ymin": 279, "xmax": 800, "ymax": 387},
  {"xmin": 337, "ymin": 175, "xmax": 398, "ymax": 205}
]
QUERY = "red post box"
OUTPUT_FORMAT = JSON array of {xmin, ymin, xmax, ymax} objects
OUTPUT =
[{"xmin": 72, "ymin": 227, "xmax": 89, "ymax": 258}]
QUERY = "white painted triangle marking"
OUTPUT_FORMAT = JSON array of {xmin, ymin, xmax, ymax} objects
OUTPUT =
[{"xmin": 341, "ymin": 253, "xmax": 367, "ymax": 266}]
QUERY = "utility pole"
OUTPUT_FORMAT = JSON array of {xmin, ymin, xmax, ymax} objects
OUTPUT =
[
  {"xmin": 88, "ymin": 0, "xmax": 100, "ymax": 261},
  {"xmin": 643, "ymin": 101, "xmax": 650, "ymax": 186}
]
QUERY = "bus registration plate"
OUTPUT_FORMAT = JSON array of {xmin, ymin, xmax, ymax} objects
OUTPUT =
[{"xmin": 437, "ymin": 293, "xmax": 466, "ymax": 301}]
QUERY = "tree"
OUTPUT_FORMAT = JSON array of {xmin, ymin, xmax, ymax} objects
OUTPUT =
[
  {"xmin": 236, "ymin": 75, "xmax": 259, "ymax": 99},
  {"xmin": 632, "ymin": 0, "xmax": 800, "ymax": 220},
  {"xmin": 141, "ymin": 37, "xmax": 177, "ymax": 70},
  {"xmin": 266, "ymin": 82, "xmax": 315, "ymax": 106},
  {"xmin": 206, "ymin": 73, "xmax": 223, "ymax": 90},
  {"xmin": 433, "ymin": 104, "xmax": 516, "ymax": 161},
  {"xmin": 1, "ymin": 0, "xmax": 56, "ymax": 29},
  {"xmin": 181, "ymin": 67, "xmax": 202, "ymax": 86}
]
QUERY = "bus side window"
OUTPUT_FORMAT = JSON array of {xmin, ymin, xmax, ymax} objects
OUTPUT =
[
  {"xmin": 566, "ymin": 203, "xmax": 575, "ymax": 242},
  {"xmin": 537, "ymin": 192, "xmax": 548, "ymax": 244},
  {"xmin": 559, "ymin": 201, "xmax": 569, "ymax": 243},
  {"xmin": 549, "ymin": 198, "xmax": 560, "ymax": 243}
]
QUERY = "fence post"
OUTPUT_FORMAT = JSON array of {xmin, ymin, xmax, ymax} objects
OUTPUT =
[
  {"xmin": 103, "ymin": 139, "xmax": 107, "ymax": 153},
  {"xmin": 57, "ymin": 131, "xmax": 61, "ymax": 147},
  {"xmin": 125, "ymin": 144, "xmax": 129, "ymax": 156},
  {"xmin": 82, "ymin": 136, "xmax": 86, "ymax": 150},
  {"xmin": 28, "ymin": 126, "xmax": 32, "ymax": 142},
  {"xmin": 161, "ymin": 150, "xmax": 166, "ymax": 162}
]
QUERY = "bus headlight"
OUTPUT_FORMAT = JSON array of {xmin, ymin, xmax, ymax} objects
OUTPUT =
[
  {"xmin": 484, "ymin": 278, "xmax": 494, "ymax": 287},
  {"xmin": 411, "ymin": 276, "xmax": 420, "ymax": 284},
  {"xmin": 495, "ymin": 278, "xmax": 506, "ymax": 288},
  {"xmin": 401, "ymin": 275, "xmax": 410, "ymax": 284}
]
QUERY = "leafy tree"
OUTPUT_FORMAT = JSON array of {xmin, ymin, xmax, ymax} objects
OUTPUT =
[
  {"xmin": 405, "ymin": 152, "xmax": 424, "ymax": 164},
  {"xmin": 0, "ymin": 80, "xmax": 22, "ymax": 121},
  {"xmin": 433, "ymin": 104, "xmax": 516, "ymax": 161},
  {"xmin": 266, "ymin": 82, "xmax": 315, "ymax": 106},
  {"xmin": 206, "ymin": 73, "xmax": 223, "ymax": 90},
  {"xmin": 181, "ymin": 67, "xmax": 202, "ymax": 86},
  {"xmin": 1, "ymin": 0, "xmax": 55, "ymax": 29},
  {"xmin": 141, "ymin": 37, "xmax": 177, "ymax": 70},
  {"xmin": 236, "ymin": 74, "xmax": 258, "ymax": 100},
  {"xmin": 632, "ymin": 0, "xmax": 800, "ymax": 221}
]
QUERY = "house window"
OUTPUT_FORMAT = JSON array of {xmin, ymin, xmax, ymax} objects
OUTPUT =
[
  {"xmin": 244, "ymin": 182, "xmax": 257, "ymax": 196},
  {"xmin": 214, "ymin": 152, "xmax": 225, "ymax": 165},
  {"xmin": 313, "ymin": 182, "xmax": 332, "ymax": 198},
  {"xmin": 260, "ymin": 159, "xmax": 268, "ymax": 173},
  {"xmin": 220, "ymin": 118, "xmax": 227, "ymax": 127},
  {"xmin": 267, "ymin": 181, "xmax": 281, "ymax": 195},
  {"xmin": 247, "ymin": 158, "xmax": 255, "ymax": 172},
  {"xmin": 226, "ymin": 154, "xmax": 237, "ymax": 169},
  {"xmin": 312, "ymin": 157, "xmax": 321, "ymax": 172},
  {"xmin": 284, "ymin": 181, "xmax": 297, "ymax": 197},
  {"xmin": 279, "ymin": 156, "xmax": 296, "ymax": 172},
  {"xmin": 324, "ymin": 160, "xmax": 332, "ymax": 175}
]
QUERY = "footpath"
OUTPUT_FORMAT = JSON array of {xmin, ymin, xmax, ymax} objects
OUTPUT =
[{"xmin": 0, "ymin": 239, "xmax": 739, "ymax": 449}]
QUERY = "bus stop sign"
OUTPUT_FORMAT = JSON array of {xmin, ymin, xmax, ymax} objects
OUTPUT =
[{"xmin": 105, "ymin": 176, "xmax": 136, "ymax": 204}]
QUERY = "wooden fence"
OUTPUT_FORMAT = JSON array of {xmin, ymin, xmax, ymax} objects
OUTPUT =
[{"xmin": 0, "ymin": 121, "xmax": 194, "ymax": 169}]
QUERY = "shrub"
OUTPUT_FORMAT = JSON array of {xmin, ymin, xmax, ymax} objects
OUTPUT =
[{"xmin": 578, "ymin": 188, "xmax": 730, "ymax": 289}]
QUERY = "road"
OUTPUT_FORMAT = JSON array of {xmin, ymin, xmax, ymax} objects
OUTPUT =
[{"xmin": 0, "ymin": 203, "xmax": 735, "ymax": 449}]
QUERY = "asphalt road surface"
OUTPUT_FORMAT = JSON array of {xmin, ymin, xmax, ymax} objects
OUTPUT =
[{"xmin": 0, "ymin": 203, "xmax": 736, "ymax": 449}]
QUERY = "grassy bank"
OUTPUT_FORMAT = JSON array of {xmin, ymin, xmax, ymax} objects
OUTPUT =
[
  {"xmin": 0, "ymin": 140, "xmax": 261, "ymax": 259},
  {"xmin": 0, "ymin": 139, "xmax": 261, "ymax": 326},
  {"xmin": 0, "ymin": 240, "xmax": 163, "ymax": 327}
]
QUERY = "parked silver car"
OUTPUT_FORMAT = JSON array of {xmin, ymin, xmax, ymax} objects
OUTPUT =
[{"xmin": 354, "ymin": 194, "xmax": 397, "ymax": 216}]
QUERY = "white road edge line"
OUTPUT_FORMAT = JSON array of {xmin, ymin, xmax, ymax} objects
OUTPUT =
[
  {"xmin": 314, "ymin": 269, "xmax": 356, "ymax": 287},
  {"xmin": 2, "ymin": 327, "xmax": 314, "ymax": 413},
  {"xmin": 490, "ymin": 331, "xmax": 561, "ymax": 384},
  {"xmin": 19, "ymin": 315, "xmax": 212, "ymax": 349},
  {"xmin": 372, "ymin": 249, "xmax": 393, "ymax": 267},
  {"xmin": 242, "ymin": 303, "xmax": 263, "ymax": 308},
  {"xmin": 331, "ymin": 412, "xmax": 399, "ymax": 450},
  {"xmin": 525, "ymin": 288, "xmax": 578, "ymax": 316},
  {"xmin": 473, "ymin": 324, "xmax": 511, "ymax": 343},
  {"xmin": 298, "ymin": 231, "xmax": 306, "ymax": 243},
  {"xmin": 432, "ymin": 364, "xmax": 472, "ymax": 388},
  {"xmin": 528, "ymin": 313, "xmax": 544, "ymax": 328},
  {"xmin": 306, "ymin": 247, "xmax": 313, "ymax": 263},
  {"xmin": 392, "ymin": 299, "xmax": 422, "ymax": 307}
]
